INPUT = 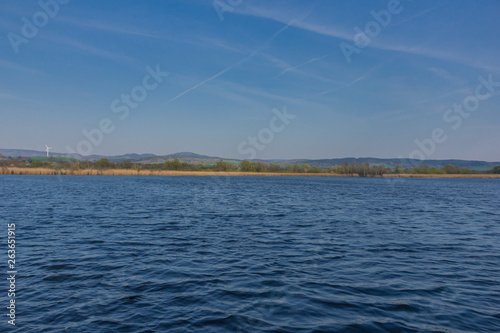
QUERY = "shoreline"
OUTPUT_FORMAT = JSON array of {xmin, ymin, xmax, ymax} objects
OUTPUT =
[{"xmin": 1, "ymin": 167, "xmax": 499, "ymax": 178}]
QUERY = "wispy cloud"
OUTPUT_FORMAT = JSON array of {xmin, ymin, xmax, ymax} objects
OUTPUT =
[
  {"xmin": 0, "ymin": 91, "xmax": 47, "ymax": 104},
  {"xmin": 0, "ymin": 92, "xmax": 20, "ymax": 100},
  {"xmin": 315, "ymin": 62, "xmax": 385, "ymax": 97},
  {"xmin": 56, "ymin": 16, "xmax": 166, "ymax": 39},
  {"xmin": 315, "ymin": 74, "xmax": 365, "ymax": 96},
  {"xmin": 196, "ymin": 36, "xmax": 247, "ymax": 54},
  {"xmin": 166, "ymin": 22, "xmax": 291, "ymax": 103},
  {"xmin": 232, "ymin": 2, "xmax": 500, "ymax": 73},
  {"xmin": 233, "ymin": 3, "xmax": 352, "ymax": 40},
  {"xmin": 427, "ymin": 67, "xmax": 467, "ymax": 86},
  {"xmin": 259, "ymin": 53, "xmax": 292, "ymax": 72},
  {"xmin": 386, "ymin": 5, "xmax": 441, "ymax": 30},
  {"xmin": 371, "ymin": 37, "xmax": 497, "ymax": 72},
  {"xmin": 42, "ymin": 34, "xmax": 137, "ymax": 64},
  {"xmin": 277, "ymin": 54, "xmax": 331, "ymax": 77},
  {"xmin": 218, "ymin": 79, "xmax": 340, "ymax": 114},
  {"xmin": 0, "ymin": 60, "xmax": 39, "ymax": 74},
  {"xmin": 58, "ymin": 16, "xmax": 250, "ymax": 56},
  {"xmin": 259, "ymin": 53, "xmax": 339, "ymax": 84}
]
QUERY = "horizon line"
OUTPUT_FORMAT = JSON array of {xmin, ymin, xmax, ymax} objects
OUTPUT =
[{"xmin": 1, "ymin": 148, "xmax": 499, "ymax": 163}]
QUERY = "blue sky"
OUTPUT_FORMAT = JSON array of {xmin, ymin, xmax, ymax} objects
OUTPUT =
[{"xmin": 1, "ymin": 0, "xmax": 499, "ymax": 161}]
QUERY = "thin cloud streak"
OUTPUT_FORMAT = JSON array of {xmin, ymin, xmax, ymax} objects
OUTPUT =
[
  {"xmin": 260, "ymin": 53, "xmax": 340, "ymax": 84},
  {"xmin": 59, "ymin": 16, "xmax": 252, "ymax": 56},
  {"xmin": 233, "ymin": 4, "xmax": 352, "ymax": 41},
  {"xmin": 166, "ymin": 23, "xmax": 291, "ymax": 103},
  {"xmin": 386, "ymin": 5, "xmax": 441, "ymax": 30},
  {"xmin": 313, "ymin": 57, "xmax": 399, "ymax": 97},
  {"xmin": 315, "ymin": 67, "xmax": 376, "ymax": 96},
  {"xmin": 57, "ymin": 16, "xmax": 166, "ymax": 39},
  {"xmin": 43, "ymin": 34, "xmax": 137, "ymax": 64},
  {"xmin": 0, "ymin": 60, "xmax": 39, "ymax": 74},
  {"xmin": 277, "ymin": 54, "xmax": 331, "ymax": 77},
  {"xmin": 233, "ymin": 2, "xmax": 499, "ymax": 72}
]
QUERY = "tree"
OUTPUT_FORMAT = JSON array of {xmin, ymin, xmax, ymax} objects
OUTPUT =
[
  {"xmin": 171, "ymin": 159, "xmax": 181, "ymax": 170},
  {"xmin": 268, "ymin": 163, "xmax": 281, "ymax": 172},
  {"xmin": 95, "ymin": 158, "xmax": 112, "ymax": 169},
  {"xmin": 442, "ymin": 164, "xmax": 460, "ymax": 174},
  {"xmin": 162, "ymin": 160, "xmax": 171, "ymax": 170},
  {"xmin": 491, "ymin": 166, "xmax": 500, "ymax": 174},
  {"xmin": 254, "ymin": 162, "xmax": 267, "ymax": 172},
  {"xmin": 309, "ymin": 166, "xmax": 321, "ymax": 173},
  {"xmin": 30, "ymin": 160, "xmax": 44, "ymax": 168},
  {"xmin": 163, "ymin": 159, "xmax": 182, "ymax": 170},
  {"xmin": 121, "ymin": 160, "xmax": 133, "ymax": 169},
  {"xmin": 394, "ymin": 165, "xmax": 404, "ymax": 174},
  {"xmin": 215, "ymin": 160, "xmax": 233, "ymax": 171},
  {"xmin": 240, "ymin": 160, "xmax": 255, "ymax": 172},
  {"xmin": 357, "ymin": 163, "xmax": 370, "ymax": 177},
  {"xmin": 71, "ymin": 162, "xmax": 83, "ymax": 171}
]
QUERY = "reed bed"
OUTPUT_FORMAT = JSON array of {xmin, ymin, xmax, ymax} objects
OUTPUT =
[
  {"xmin": 1, "ymin": 167, "xmax": 498, "ymax": 178},
  {"xmin": 1, "ymin": 167, "xmax": 347, "ymax": 177},
  {"xmin": 383, "ymin": 173, "xmax": 500, "ymax": 179}
]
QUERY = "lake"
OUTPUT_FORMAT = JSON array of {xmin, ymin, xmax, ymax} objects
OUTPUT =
[{"xmin": 1, "ymin": 175, "xmax": 499, "ymax": 332}]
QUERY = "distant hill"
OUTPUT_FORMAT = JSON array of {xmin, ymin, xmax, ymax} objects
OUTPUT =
[
  {"xmin": 137, "ymin": 152, "xmax": 233, "ymax": 166},
  {"xmin": 1, "ymin": 148, "xmax": 499, "ymax": 171},
  {"xmin": 0, "ymin": 149, "xmax": 223, "ymax": 165},
  {"xmin": 0, "ymin": 149, "xmax": 62, "ymax": 158},
  {"xmin": 0, "ymin": 149, "xmax": 156, "ymax": 162},
  {"xmin": 105, "ymin": 153, "xmax": 157, "ymax": 162},
  {"xmin": 168, "ymin": 152, "xmax": 220, "ymax": 159},
  {"xmin": 277, "ymin": 157, "xmax": 500, "ymax": 171}
]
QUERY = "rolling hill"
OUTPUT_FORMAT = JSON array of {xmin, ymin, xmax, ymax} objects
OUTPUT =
[{"xmin": 1, "ymin": 149, "xmax": 499, "ymax": 171}]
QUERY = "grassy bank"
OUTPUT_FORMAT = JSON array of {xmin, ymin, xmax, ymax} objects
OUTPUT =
[
  {"xmin": 383, "ymin": 173, "xmax": 500, "ymax": 179},
  {"xmin": 1, "ymin": 167, "xmax": 500, "ymax": 178},
  {"xmin": 0, "ymin": 167, "xmax": 347, "ymax": 177}
]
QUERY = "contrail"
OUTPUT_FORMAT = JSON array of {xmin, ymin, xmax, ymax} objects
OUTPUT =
[
  {"xmin": 387, "ymin": 5, "xmax": 441, "ymax": 30},
  {"xmin": 315, "ymin": 76, "xmax": 364, "ymax": 96},
  {"xmin": 277, "ymin": 53, "xmax": 331, "ymax": 77},
  {"xmin": 315, "ymin": 59, "xmax": 393, "ymax": 96},
  {"xmin": 167, "ymin": 23, "xmax": 291, "ymax": 104}
]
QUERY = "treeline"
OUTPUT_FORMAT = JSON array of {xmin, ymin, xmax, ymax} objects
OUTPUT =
[
  {"xmin": 327, "ymin": 162, "xmax": 389, "ymax": 176},
  {"xmin": 1, "ymin": 156, "xmax": 500, "ymax": 175},
  {"xmin": 396, "ymin": 164, "xmax": 496, "ymax": 175}
]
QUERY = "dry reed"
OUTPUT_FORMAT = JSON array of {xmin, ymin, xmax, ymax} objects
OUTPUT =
[
  {"xmin": 1, "ymin": 167, "xmax": 498, "ymax": 178},
  {"xmin": 383, "ymin": 173, "xmax": 500, "ymax": 179}
]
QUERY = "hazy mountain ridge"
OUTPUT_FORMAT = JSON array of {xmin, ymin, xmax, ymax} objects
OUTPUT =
[
  {"xmin": 1, "ymin": 149, "xmax": 499, "ymax": 171},
  {"xmin": 282, "ymin": 158, "xmax": 500, "ymax": 171}
]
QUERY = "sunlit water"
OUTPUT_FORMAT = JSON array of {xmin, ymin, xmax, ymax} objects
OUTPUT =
[{"xmin": 1, "ymin": 175, "xmax": 499, "ymax": 332}]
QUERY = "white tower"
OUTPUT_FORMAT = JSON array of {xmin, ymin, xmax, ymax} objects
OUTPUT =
[{"xmin": 45, "ymin": 145, "xmax": 52, "ymax": 158}]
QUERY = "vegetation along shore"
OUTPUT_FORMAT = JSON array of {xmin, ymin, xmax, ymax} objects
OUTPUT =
[{"xmin": 1, "ymin": 156, "xmax": 499, "ymax": 178}]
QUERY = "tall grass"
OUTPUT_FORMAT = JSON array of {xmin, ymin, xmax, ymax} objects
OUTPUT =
[
  {"xmin": 0, "ymin": 167, "xmax": 350, "ymax": 177},
  {"xmin": 1, "ymin": 167, "xmax": 498, "ymax": 178},
  {"xmin": 384, "ymin": 173, "xmax": 500, "ymax": 178}
]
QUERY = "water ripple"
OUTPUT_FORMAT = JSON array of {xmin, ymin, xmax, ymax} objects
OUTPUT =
[{"xmin": 1, "ymin": 176, "xmax": 499, "ymax": 332}]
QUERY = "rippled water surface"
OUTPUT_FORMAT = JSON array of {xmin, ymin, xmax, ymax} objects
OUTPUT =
[{"xmin": 1, "ymin": 175, "xmax": 500, "ymax": 332}]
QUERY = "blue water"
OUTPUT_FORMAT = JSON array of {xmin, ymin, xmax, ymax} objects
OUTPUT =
[{"xmin": 1, "ymin": 175, "xmax": 500, "ymax": 332}]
